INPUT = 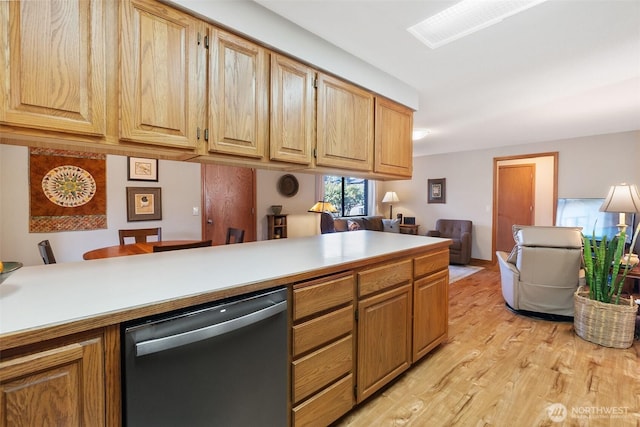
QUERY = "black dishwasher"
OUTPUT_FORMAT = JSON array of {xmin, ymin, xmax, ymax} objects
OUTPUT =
[{"xmin": 122, "ymin": 287, "xmax": 288, "ymax": 427}]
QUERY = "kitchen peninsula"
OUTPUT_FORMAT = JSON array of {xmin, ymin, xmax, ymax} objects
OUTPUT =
[{"xmin": 0, "ymin": 231, "xmax": 451, "ymax": 426}]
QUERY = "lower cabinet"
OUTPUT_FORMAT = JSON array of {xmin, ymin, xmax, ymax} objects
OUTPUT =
[
  {"xmin": 413, "ymin": 270, "xmax": 449, "ymax": 361},
  {"xmin": 357, "ymin": 283, "xmax": 412, "ymax": 402},
  {"xmin": 291, "ymin": 272, "xmax": 356, "ymax": 427},
  {"xmin": 356, "ymin": 258, "xmax": 413, "ymax": 403},
  {"xmin": 0, "ymin": 333, "xmax": 106, "ymax": 427},
  {"xmin": 298, "ymin": 249, "xmax": 450, "ymax": 417}
]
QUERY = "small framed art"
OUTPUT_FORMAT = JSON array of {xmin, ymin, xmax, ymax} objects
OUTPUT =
[
  {"xmin": 128, "ymin": 157, "xmax": 158, "ymax": 182},
  {"xmin": 428, "ymin": 178, "xmax": 446, "ymax": 204},
  {"xmin": 127, "ymin": 187, "xmax": 162, "ymax": 221}
]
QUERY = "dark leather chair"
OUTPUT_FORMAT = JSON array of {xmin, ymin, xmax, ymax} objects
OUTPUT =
[
  {"xmin": 225, "ymin": 228, "xmax": 245, "ymax": 244},
  {"xmin": 119, "ymin": 227, "xmax": 162, "ymax": 245},
  {"xmin": 37, "ymin": 240, "xmax": 56, "ymax": 264},
  {"xmin": 152, "ymin": 240, "xmax": 212, "ymax": 252},
  {"xmin": 426, "ymin": 219, "xmax": 472, "ymax": 264},
  {"xmin": 320, "ymin": 212, "xmax": 335, "ymax": 234}
]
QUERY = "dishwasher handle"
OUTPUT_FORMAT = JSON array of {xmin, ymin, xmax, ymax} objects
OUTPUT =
[{"xmin": 135, "ymin": 299, "xmax": 287, "ymax": 357}]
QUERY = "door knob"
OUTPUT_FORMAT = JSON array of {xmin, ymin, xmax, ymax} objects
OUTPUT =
[{"xmin": 207, "ymin": 219, "xmax": 213, "ymax": 225}]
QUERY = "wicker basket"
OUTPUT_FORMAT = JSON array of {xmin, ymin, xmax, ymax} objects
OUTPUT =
[{"xmin": 574, "ymin": 287, "xmax": 638, "ymax": 348}]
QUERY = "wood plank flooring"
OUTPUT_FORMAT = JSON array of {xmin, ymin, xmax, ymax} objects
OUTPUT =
[{"xmin": 335, "ymin": 265, "xmax": 639, "ymax": 426}]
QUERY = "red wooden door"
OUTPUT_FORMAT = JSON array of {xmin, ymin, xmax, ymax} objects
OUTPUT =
[
  {"xmin": 202, "ymin": 164, "xmax": 256, "ymax": 245},
  {"xmin": 496, "ymin": 164, "xmax": 535, "ymax": 252}
]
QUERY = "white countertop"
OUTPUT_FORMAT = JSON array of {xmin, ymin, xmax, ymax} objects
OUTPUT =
[{"xmin": 0, "ymin": 231, "xmax": 448, "ymax": 341}]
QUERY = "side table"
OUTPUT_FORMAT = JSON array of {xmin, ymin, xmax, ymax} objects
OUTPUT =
[
  {"xmin": 621, "ymin": 264, "xmax": 640, "ymax": 295},
  {"xmin": 399, "ymin": 224, "xmax": 420, "ymax": 235}
]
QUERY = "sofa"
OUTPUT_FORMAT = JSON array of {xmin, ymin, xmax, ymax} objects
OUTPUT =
[
  {"xmin": 320, "ymin": 214, "xmax": 402, "ymax": 234},
  {"xmin": 426, "ymin": 219, "xmax": 472, "ymax": 264},
  {"xmin": 496, "ymin": 225, "xmax": 584, "ymax": 318}
]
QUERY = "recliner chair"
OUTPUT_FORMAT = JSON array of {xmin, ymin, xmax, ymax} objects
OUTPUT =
[
  {"xmin": 426, "ymin": 219, "xmax": 472, "ymax": 264},
  {"xmin": 496, "ymin": 225, "xmax": 584, "ymax": 319}
]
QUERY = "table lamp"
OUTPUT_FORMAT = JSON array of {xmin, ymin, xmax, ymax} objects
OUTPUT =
[
  {"xmin": 308, "ymin": 201, "xmax": 338, "ymax": 214},
  {"xmin": 381, "ymin": 191, "xmax": 400, "ymax": 219},
  {"xmin": 600, "ymin": 183, "xmax": 640, "ymax": 266}
]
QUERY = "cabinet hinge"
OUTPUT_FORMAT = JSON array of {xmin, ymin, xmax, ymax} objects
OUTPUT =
[
  {"xmin": 354, "ymin": 308, "xmax": 358, "ymax": 321},
  {"xmin": 204, "ymin": 35, "xmax": 209, "ymax": 49},
  {"xmin": 204, "ymin": 128, "xmax": 209, "ymax": 141},
  {"xmin": 313, "ymin": 148, "xmax": 317, "ymax": 158},
  {"xmin": 313, "ymin": 78, "xmax": 318, "ymax": 88},
  {"xmin": 354, "ymin": 384, "xmax": 358, "ymax": 399}
]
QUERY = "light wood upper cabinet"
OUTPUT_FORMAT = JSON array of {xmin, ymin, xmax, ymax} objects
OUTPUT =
[
  {"xmin": 0, "ymin": 0, "xmax": 106, "ymax": 135},
  {"xmin": 0, "ymin": 336, "xmax": 106, "ymax": 427},
  {"xmin": 120, "ymin": 0, "xmax": 199, "ymax": 149},
  {"xmin": 374, "ymin": 97, "xmax": 413, "ymax": 177},
  {"xmin": 270, "ymin": 54, "xmax": 315, "ymax": 165},
  {"xmin": 316, "ymin": 73, "xmax": 374, "ymax": 172},
  {"xmin": 207, "ymin": 29, "xmax": 268, "ymax": 159}
]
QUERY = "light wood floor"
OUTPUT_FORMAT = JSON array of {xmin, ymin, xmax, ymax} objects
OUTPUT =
[{"xmin": 336, "ymin": 265, "xmax": 640, "ymax": 427}]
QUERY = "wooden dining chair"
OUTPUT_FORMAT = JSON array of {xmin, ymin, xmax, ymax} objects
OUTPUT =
[
  {"xmin": 225, "ymin": 228, "xmax": 245, "ymax": 244},
  {"xmin": 152, "ymin": 240, "xmax": 212, "ymax": 253},
  {"xmin": 37, "ymin": 240, "xmax": 56, "ymax": 264},
  {"xmin": 119, "ymin": 227, "xmax": 162, "ymax": 245}
]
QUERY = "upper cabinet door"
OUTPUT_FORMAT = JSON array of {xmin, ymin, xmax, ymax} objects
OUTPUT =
[
  {"xmin": 120, "ymin": 0, "xmax": 198, "ymax": 149},
  {"xmin": 270, "ymin": 54, "xmax": 315, "ymax": 165},
  {"xmin": 208, "ymin": 29, "xmax": 268, "ymax": 158},
  {"xmin": 374, "ymin": 97, "xmax": 413, "ymax": 177},
  {"xmin": 0, "ymin": 0, "xmax": 106, "ymax": 135},
  {"xmin": 316, "ymin": 73, "xmax": 374, "ymax": 172}
]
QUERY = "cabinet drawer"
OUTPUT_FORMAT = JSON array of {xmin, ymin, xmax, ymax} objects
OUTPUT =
[
  {"xmin": 414, "ymin": 250, "xmax": 449, "ymax": 279},
  {"xmin": 358, "ymin": 259, "xmax": 412, "ymax": 298},
  {"xmin": 292, "ymin": 373, "xmax": 354, "ymax": 427},
  {"xmin": 293, "ymin": 273, "xmax": 354, "ymax": 321},
  {"xmin": 292, "ymin": 335, "xmax": 352, "ymax": 404},
  {"xmin": 293, "ymin": 306, "xmax": 353, "ymax": 357}
]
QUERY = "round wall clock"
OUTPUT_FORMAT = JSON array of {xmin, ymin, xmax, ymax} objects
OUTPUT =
[{"xmin": 277, "ymin": 174, "xmax": 299, "ymax": 197}]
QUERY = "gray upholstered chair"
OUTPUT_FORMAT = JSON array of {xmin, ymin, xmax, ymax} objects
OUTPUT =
[
  {"xmin": 496, "ymin": 225, "xmax": 584, "ymax": 319},
  {"xmin": 426, "ymin": 219, "xmax": 472, "ymax": 264}
]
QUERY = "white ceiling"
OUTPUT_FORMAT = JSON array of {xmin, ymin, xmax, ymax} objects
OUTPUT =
[{"xmin": 254, "ymin": 0, "xmax": 640, "ymax": 157}]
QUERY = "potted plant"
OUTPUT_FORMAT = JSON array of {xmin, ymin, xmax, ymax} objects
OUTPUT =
[{"xmin": 574, "ymin": 223, "xmax": 640, "ymax": 348}]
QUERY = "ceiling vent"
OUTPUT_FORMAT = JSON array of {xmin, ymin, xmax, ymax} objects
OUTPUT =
[{"xmin": 408, "ymin": 0, "xmax": 548, "ymax": 49}]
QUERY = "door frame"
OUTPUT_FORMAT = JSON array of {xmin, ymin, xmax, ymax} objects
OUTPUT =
[{"xmin": 491, "ymin": 152, "xmax": 558, "ymax": 263}]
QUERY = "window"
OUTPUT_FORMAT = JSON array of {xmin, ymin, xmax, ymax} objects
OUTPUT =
[{"xmin": 323, "ymin": 176, "xmax": 369, "ymax": 217}]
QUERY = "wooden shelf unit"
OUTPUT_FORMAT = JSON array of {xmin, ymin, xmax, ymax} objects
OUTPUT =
[{"xmin": 267, "ymin": 214, "xmax": 288, "ymax": 239}]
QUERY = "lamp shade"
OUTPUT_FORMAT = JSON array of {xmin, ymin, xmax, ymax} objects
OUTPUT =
[
  {"xmin": 600, "ymin": 183, "xmax": 640, "ymax": 213},
  {"xmin": 381, "ymin": 191, "xmax": 400, "ymax": 203},
  {"xmin": 308, "ymin": 201, "xmax": 338, "ymax": 213}
]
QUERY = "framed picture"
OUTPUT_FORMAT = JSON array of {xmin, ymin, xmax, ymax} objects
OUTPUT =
[
  {"xmin": 128, "ymin": 157, "xmax": 158, "ymax": 182},
  {"xmin": 428, "ymin": 178, "xmax": 446, "ymax": 204},
  {"xmin": 127, "ymin": 187, "xmax": 162, "ymax": 221}
]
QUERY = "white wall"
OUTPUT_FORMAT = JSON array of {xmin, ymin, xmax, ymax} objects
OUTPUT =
[
  {"xmin": 379, "ymin": 130, "xmax": 640, "ymax": 261},
  {"xmin": 167, "ymin": 0, "xmax": 418, "ymax": 110},
  {"xmin": 3, "ymin": 130, "xmax": 638, "ymax": 266},
  {"xmin": 0, "ymin": 145, "xmax": 202, "ymax": 266},
  {"xmin": 255, "ymin": 170, "xmax": 319, "ymax": 240},
  {"xmin": 0, "ymin": 145, "xmax": 325, "ymax": 266}
]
